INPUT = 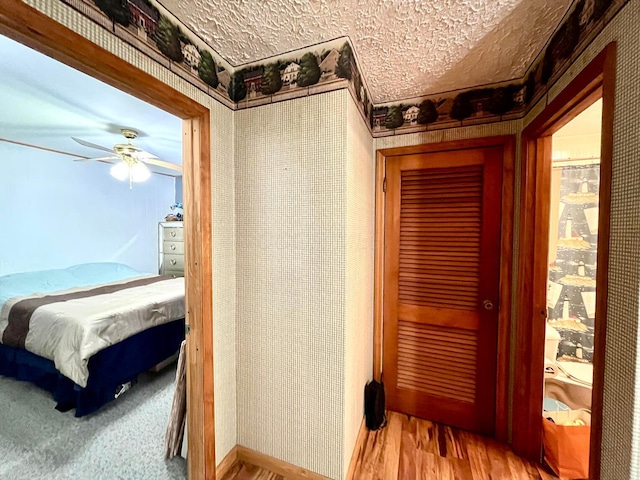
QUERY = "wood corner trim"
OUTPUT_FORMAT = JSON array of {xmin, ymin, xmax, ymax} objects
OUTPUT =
[
  {"xmin": 346, "ymin": 417, "xmax": 368, "ymax": 480},
  {"xmin": 216, "ymin": 446, "xmax": 239, "ymax": 479},
  {"xmin": 236, "ymin": 445, "xmax": 331, "ymax": 480}
]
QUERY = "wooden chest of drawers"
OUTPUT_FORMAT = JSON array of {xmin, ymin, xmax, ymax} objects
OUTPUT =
[{"xmin": 159, "ymin": 221, "xmax": 184, "ymax": 277}]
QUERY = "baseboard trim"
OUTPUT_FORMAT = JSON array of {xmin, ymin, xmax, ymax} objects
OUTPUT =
[
  {"xmin": 216, "ymin": 445, "xmax": 238, "ymax": 479},
  {"xmin": 236, "ymin": 445, "xmax": 330, "ymax": 480},
  {"xmin": 346, "ymin": 417, "xmax": 368, "ymax": 480}
]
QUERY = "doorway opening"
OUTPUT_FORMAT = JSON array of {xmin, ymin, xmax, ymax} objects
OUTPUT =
[
  {"xmin": 0, "ymin": 2, "xmax": 215, "ymax": 479},
  {"xmin": 0, "ymin": 29, "xmax": 189, "ymax": 477},
  {"xmin": 512, "ymin": 43, "xmax": 616, "ymax": 480},
  {"xmin": 542, "ymin": 98, "xmax": 602, "ymax": 478}
]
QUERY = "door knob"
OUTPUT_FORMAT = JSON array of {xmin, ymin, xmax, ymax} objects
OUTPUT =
[{"xmin": 483, "ymin": 300, "xmax": 494, "ymax": 311}]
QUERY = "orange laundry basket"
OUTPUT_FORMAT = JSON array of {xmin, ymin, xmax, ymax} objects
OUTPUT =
[{"xmin": 542, "ymin": 409, "xmax": 591, "ymax": 479}]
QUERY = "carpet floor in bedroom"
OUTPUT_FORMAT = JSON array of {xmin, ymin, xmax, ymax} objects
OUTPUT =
[{"xmin": 0, "ymin": 365, "xmax": 186, "ymax": 480}]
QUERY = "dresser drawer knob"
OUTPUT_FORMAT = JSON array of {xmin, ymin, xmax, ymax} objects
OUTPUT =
[
  {"xmin": 170, "ymin": 244, "xmax": 176, "ymax": 250},
  {"xmin": 170, "ymin": 231, "xmax": 176, "ymax": 237},
  {"xmin": 170, "ymin": 259, "xmax": 177, "ymax": 266}
]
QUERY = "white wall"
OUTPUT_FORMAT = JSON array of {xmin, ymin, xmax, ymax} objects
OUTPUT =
[{"xmin": 0, "ymin": 143, "xmax": 174, "ymax": 275}]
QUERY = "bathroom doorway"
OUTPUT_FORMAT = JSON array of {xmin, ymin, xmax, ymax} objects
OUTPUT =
[
  {"xmin": 512, "ymin": 43, "xmax": 615, "ymax": 480},
  {"xmin": 541, "ymin": 99, "xmax": 602, "ymax": 477},
  {"xmin": 545, "ymin": 99, "xmax": 602, "ymax": 411}
]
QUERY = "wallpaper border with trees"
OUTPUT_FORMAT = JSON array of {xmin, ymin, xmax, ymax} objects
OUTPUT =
[
  {"xmin": 59, "ymin": 0, "xmax": 373, "ymax": 126},
  {"xmin": 372, "ymin": 0, "xmax": 627, "ymax": 136},
  {"xmin": 60, "ymin": 0, "xmax": 625, "ymax": 138}
]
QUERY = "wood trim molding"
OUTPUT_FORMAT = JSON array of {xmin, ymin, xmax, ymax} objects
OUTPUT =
[
  {"xmin": 512, "ymin": 43, "xmax": 616, "ymax": 479},
  {"xmin": 495, "ymin": 136, "xmax": 515, "ymax": 443},
  {"xmin": 0, "ymin": 2, "xmax": 215, "ymax": 479},
  {"xmin": 373, "ymin": 136, "xmax": 516, "ymax": 440},
  {"xmin": 216, "ymin": 446, "xmax": 239, "ymax": 479},
  {"xmin": 236, "ymin": 446, "xmax": 330, "ymax": 480},
  {"xmin": 346, "ymin": 418, "xmax": 368, "ymax": 480},
  {"xmin": 589, "ymin": 42, "xmax": 616, "ymax": 480},
  {"xmin": 184, "ymin": 116, "xmax": 216, "ymax": 480},
  {"xmin": 373, "ymin": 151, "xmax": 386, "ymax": 382}
]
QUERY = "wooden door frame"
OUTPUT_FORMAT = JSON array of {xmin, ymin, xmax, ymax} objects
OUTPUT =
[
  {"xmin": 511, "ymin": 43, "xmax": 616, "ymax": 480},
  {"xmin": 0, "ymin": 2, "xmax": 215, "ymax": 479},
  {"xmin": 373, "ymin": 136, "xmax": 515, "ymax": 442}
]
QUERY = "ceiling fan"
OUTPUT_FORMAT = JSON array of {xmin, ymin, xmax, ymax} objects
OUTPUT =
[{"xmin": 72, "ymin": 128, "xmax": 182, "ymax": 188}]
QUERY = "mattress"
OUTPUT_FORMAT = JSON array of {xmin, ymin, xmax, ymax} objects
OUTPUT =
[{"xmin": 0, "ymin": 263, "xmax": 185, "ymax": 387}]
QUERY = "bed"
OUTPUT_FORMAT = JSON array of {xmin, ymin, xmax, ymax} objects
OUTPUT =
[{"xmin": 0, "ymin": 263, "xmax": 185, "ymax": 417}]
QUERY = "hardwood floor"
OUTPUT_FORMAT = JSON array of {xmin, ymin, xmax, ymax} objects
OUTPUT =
[
  {"xmin": 351, "ymin": 412, "xmax": 559, "ymax": 480},
  {"xmin": 219, "ymin": 412, "xmax": 560, "ymax": 479},
  {"xmin": 219, "ymin": 460, "xmax": 285, "ymax": 480}
]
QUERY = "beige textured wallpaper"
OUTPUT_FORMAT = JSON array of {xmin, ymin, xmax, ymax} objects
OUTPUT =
[
  {"xmin": 234, "ymin": 90, "xmax": 375, "ymax": 479},
  {"xmin": 343, "ymin": 93, "xmax": 375, "ymax": 477},
  {"xmin": 20, "ymin": 0, "xmax": 239, "ymax": 463},
  {"xmin": 235, "ymin": 91, "xmax": 348, "ymax": 479},
  {"xmin": 210, "ymin": 100, "xmax": 238, "ymax": 459}
]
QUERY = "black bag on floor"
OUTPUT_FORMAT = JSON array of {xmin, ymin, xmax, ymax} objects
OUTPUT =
[{"xmin": 364, "ymin": 379, "xmax": 387, "ymax": 430}]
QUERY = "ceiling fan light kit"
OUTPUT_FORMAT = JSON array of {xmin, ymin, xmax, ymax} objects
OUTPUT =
[
  {"xmin": 109, "ymin": 157, "xmax": 151, "ymax": 188},
  {"xmin": 109, "ymin": 161, "xmax": 130, "ymax": 181},
  {"xmin": 72, "ymin": 128, "xmax": 182, "ymax": 189}
]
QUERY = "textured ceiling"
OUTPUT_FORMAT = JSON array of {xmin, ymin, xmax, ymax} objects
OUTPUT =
[
  {"xmin": 163, "ymin": 0, "xmax": 572, "ymax": 103},
  {"xmin": 0, "ymin": 34, "xmax": 182, "ymax": 172}
]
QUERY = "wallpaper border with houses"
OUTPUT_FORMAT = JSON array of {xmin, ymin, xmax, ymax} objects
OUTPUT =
[
  {"xmin": 59, "ymin": 0, "xmax": 625, "ymax": 138},
  {"xmin": 372, "ymin": 0, "xmax": 628, "ymax": 136},
  {"xmin": 59, "ymin": 0, "xmax": 373, "ymax": 127}
]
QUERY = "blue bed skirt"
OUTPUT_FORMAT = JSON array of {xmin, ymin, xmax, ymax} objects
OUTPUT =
[{"xmin": 0, "ymin": 319, "xmax": 184, "ymax": 417}]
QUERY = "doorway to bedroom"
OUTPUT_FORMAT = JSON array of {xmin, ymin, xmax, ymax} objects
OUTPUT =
[{"xmin": 0, "ymin": 31, "xmax": 189, "ymax": 478}]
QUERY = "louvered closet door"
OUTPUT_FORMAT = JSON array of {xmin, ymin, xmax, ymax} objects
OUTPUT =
[{"xmin": 383, "ymin": 146, "xmax": 503, "ymax": 435}]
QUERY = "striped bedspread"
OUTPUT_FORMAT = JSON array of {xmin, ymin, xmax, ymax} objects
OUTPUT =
[{"xmin": 0, "ymin": 275, "xmax": 185, "ymax": 387}]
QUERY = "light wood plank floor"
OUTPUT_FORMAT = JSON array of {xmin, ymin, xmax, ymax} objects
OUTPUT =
[
  {"xmin": 219, "ymin": 460, "xmax": 284, "ymax": 480},
  {"xmin": 220, "ymin": 412, "xmax": 560, "ymax": 479},
  {"xmin": 351, "ymin": 412, "xmax": 559, "ymax": 480}
]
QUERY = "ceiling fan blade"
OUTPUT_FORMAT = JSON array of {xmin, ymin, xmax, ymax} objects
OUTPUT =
[
  {"xmin": 142, "ymin": 158, "xmax": 183, "ymax": 172},
  {"xmin": 134, "ymin": 150, "xmax": 159, "ymax": 160},
  {"xmin": 74, "ymin": 156, "xmax": 119, "ymax": 163},
  {"xmin": 72, "ymin": 137, "xmax": 115, "ymax": 154}
]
